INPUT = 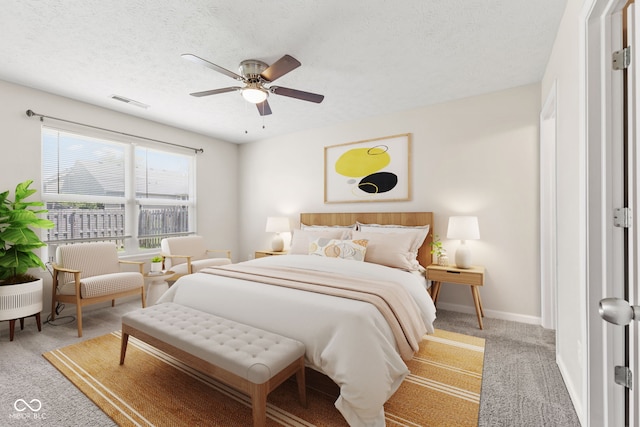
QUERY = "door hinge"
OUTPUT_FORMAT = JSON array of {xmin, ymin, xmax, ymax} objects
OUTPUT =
[
  {"xmin": 614, "ymin": 207, "xmax": 632, "ymax": 228},
  {"xmin": 613, "ymin": 47, "xmax": 631, "ymax": 70},
  {"xmin": 615, "ymin": 366, "xmax": 633, "ymax": 389}
]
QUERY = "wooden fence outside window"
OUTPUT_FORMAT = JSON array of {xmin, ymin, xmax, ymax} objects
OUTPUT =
[{"xmin": 46, "ymin": 206, "xmax": 189, "ymax": 249}]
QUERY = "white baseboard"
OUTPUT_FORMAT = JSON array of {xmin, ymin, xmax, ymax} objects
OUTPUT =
[
  {"xmin": 436, "ymin": 302, "xmax": 543, "ymax": 326},
  {"xmin": 556, "ymin": 353, "xmax": 585, "ymax": 426}
]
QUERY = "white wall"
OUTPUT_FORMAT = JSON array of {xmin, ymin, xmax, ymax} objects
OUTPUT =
[
  {"xmin": 0, "ymin": 79, "xmax": 240, "ymax": 316},
  {"xmin": 540, "ymin": 0, "xmax": 585, "ymax": 421},
  {"xmin": 239, "ymin": 84, "xmax": 541, "ymax": 322},
  {"xmin": 0, "ymin": 77, "xmax": 546, "ymax": 332}
]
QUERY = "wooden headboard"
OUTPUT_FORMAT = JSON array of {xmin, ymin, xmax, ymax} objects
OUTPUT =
[{"xmin": 300, "ymin": 212, "xmax": 434, "ymax": 267}]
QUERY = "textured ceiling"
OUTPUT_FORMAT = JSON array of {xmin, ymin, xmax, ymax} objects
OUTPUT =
[{"xmin": 0, "ymin": 0, "xmax": 567, "ymax": 144}]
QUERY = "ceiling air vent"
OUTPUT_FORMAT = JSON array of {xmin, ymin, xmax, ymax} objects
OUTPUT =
[{"xmin": 110, "ymin": 95, "xmax": 149, "ymax": 109}]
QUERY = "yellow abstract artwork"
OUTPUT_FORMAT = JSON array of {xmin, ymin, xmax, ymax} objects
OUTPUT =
[{"xmin": 324, "ymin": 133, "xmax": 411, "ymax": 203}]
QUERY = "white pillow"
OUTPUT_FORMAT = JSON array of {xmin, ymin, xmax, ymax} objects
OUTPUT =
[
  {"xmin": 352, "ymin": 230, "xmax": 421, "ymax": 271},
  {"xmin": 356, "ymin": 222, "xmax": 430, "ymax": 255},
  {"xmin": 289, "ymin": 228, "xmax": 351, "ymax": 254},
  {"xmin": 309, "ymin": 238, "xmax": 368, "ymax": 261}
]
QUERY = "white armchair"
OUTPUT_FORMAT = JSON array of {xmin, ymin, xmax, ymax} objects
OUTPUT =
[
  {"xmin": 51, "ymin": 242, "xmax": 145, "ymax": 337},
  {"xmin": 160, "ymin": 235, "xmax": 231, "ymax": 279}
]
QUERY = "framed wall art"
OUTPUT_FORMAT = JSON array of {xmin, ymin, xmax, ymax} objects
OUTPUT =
[{"xmin": 324, "ymin": 133, "xmax": 411, "ymax": 203}]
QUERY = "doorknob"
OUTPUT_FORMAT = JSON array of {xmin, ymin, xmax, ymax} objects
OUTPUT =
[{"xmin": 599, "ymin": 298, "xmax": 640, "ymax": 325}]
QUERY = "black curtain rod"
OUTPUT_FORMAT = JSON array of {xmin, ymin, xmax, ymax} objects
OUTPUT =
[{"xmin": 25, "ymin": 109, "xmax": 204, "ymax": 154}]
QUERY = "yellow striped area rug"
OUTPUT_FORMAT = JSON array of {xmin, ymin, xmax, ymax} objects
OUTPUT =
[{"xmin": 43, "ymin": 329, "xmax": 484, "ymax": 426}]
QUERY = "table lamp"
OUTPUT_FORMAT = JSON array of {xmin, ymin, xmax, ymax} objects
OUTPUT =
[
  {"xmin": 446, "ymin": 216, "xmax": 480, "ymax": 269},
  {"xmin": 265, "ymin": 216, "xmax": 290, "ymax": 252}
]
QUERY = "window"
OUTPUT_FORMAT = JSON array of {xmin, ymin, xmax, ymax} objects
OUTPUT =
[{"xmin": 41, "ymin": 127, "xmax": 195, "ymax": 254}]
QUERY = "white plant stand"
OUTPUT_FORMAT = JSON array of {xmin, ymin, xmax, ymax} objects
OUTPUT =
[{"xmin": 0, "ymin": 278, "xmax": 43, "ymax": 341}]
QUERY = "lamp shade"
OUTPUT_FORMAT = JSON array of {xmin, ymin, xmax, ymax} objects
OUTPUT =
[
  {"xmin": 447, "ymin": 216, "xmax": 480, "ymax": 240},
  {"xmin": 265, "ymin": 217, "xmax": 290, "ymax": 233}
]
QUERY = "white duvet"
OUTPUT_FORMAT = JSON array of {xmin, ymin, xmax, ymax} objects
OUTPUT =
[{"xmin": 157, "ymin": 255, "xmax": 436, "ymax": 426}]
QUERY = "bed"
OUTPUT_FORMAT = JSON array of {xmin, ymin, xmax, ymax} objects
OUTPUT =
[{"xmin": 157, "ymin": 212, "xmax": 436, "ymax": 426}]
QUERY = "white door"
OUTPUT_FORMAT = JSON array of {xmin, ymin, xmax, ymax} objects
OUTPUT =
[
  {"xmin": 598, "ymin": 3, "xmax": 640, "ymax": 426},
  {"xmin": 540, "ymin": 82, "xmax": 557, "ymax": 331},
  {"xmin": 627, "ymin": 3, "xmax": 640, "ymax": 423}
]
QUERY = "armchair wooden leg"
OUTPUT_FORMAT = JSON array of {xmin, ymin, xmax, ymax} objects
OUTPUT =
[
  {"xmin": 50, "ymin": 296, "xmax": 57, "ymax": 321},
  {"xmin": 76, "ymin": 304, "xmax": 83, "ymax": 337}
]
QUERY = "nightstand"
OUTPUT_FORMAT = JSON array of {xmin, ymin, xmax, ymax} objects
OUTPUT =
[
  {"xmin": 426, "ymin": 264, "xmax": 485, "ymax": 329},
  {"xmin": 255, "ymin": 250, "xmax": 287, "ymax": 258}
]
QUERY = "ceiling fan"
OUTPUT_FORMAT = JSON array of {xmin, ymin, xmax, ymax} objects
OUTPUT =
[{"xmin": 182, "ymin": 53, "xmax": 324, "ymax": 116}]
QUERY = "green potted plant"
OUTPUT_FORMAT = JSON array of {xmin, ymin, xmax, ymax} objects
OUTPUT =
[
  {"xmin": 430, "ymin": 234, "xmax": 448, "ymax": 266},
  {"xmin": 0, "ymin": 180, "xmax": 55, "ymax": 327},
  {"xmin": 150, "ymin": 255, "xmax": 163, "ymax": 273}
]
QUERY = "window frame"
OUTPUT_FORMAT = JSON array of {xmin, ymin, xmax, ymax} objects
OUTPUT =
[{"xmin": 41, "ymin": 125, "xmax": 197, "ymax": 256}]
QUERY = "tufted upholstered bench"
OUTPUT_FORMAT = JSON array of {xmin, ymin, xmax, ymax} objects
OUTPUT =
[{"xmin": 120, "ymin": 302, "xmax": 306, "ymax": 427}]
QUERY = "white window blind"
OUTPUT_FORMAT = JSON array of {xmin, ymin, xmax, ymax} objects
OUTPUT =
[
  {"xmin": 135, "ymin": 147, "xmax": 191, "ymax": 201},
  {"xmin": 42, "ymin": 128, "xmax": 125, "ymax": 199}
]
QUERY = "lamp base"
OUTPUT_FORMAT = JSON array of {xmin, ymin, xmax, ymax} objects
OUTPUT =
[
  {"xmin": 454, "ymin": 242, "xmax": 472, "ymax": 269},
  {"xmin": 271, "ymin": 234, "xmax": 284, "ymax": 252}
]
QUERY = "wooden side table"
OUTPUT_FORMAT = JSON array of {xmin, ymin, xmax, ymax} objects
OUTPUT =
[
  {"xmin": 255, "ymin": 250, "xmax": 287, "ymax": 258},
  {"xmin": 426, "ymin": 264, "xmax": 486, "ymax": 329}
]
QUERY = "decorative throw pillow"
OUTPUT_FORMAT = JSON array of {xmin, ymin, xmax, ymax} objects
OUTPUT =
[
  {"xmin": 289, "ymin": 228, "xmax": 351, "ymax": 254},
  {"xmin": 308, "ymin": 238, "xmax": 368, "ymax": 261},
  {"xmin": 351, "ymin": 230, "xmax": 420, "ymax": 271},
  {"xmin": 357, "ymin": 222, "xmax": 429, "ymax": 246},
  {"xmin": 356, "ymin": 223, "xmax": 430, "ymax": 260}
]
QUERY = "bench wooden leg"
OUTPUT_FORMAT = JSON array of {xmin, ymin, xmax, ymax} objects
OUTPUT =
[
  {"xmin": 120, "ymin": 333, "xmax": 130, "ymax": 365},
  {"xmin": 250, "ymin": 383, "xmax": 268, "ymax": 427},
  {"xmin": 296, "ymin": 358, "xmax": 307, "ymax": 407}
]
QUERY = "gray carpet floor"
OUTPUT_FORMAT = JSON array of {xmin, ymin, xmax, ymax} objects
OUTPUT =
[
  {"xmin": 432, "ymin": 311, "xmax": 581, "ymax": 427},
  {"xmin": 0, "ymin": 301, "xmax": 580, "ymax": 426}
]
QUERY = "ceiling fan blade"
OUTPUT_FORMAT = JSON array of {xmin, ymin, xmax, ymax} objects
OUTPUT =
[
  {"xmin": 260, "ymin": 55, "xmax": 301, "ymax": 82},
  {"xmin": 182, "ymin": 53, "xmax": 245, "ymax": 81},
  {"xmin": 189, "ymin": 87, "xmax": 241, "ymax": 97},
  {"xmin": 256, "ymin": 100, "xmax": 272, "ymax": 116},
  {"xmin": 270, "ymin": 86, "xmax": 324, "ymax": 103}
]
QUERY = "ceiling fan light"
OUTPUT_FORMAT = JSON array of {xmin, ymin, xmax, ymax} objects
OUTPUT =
[{"xmin": 242, "ymin": 87, "xmax": 268, "ymax": 104}]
